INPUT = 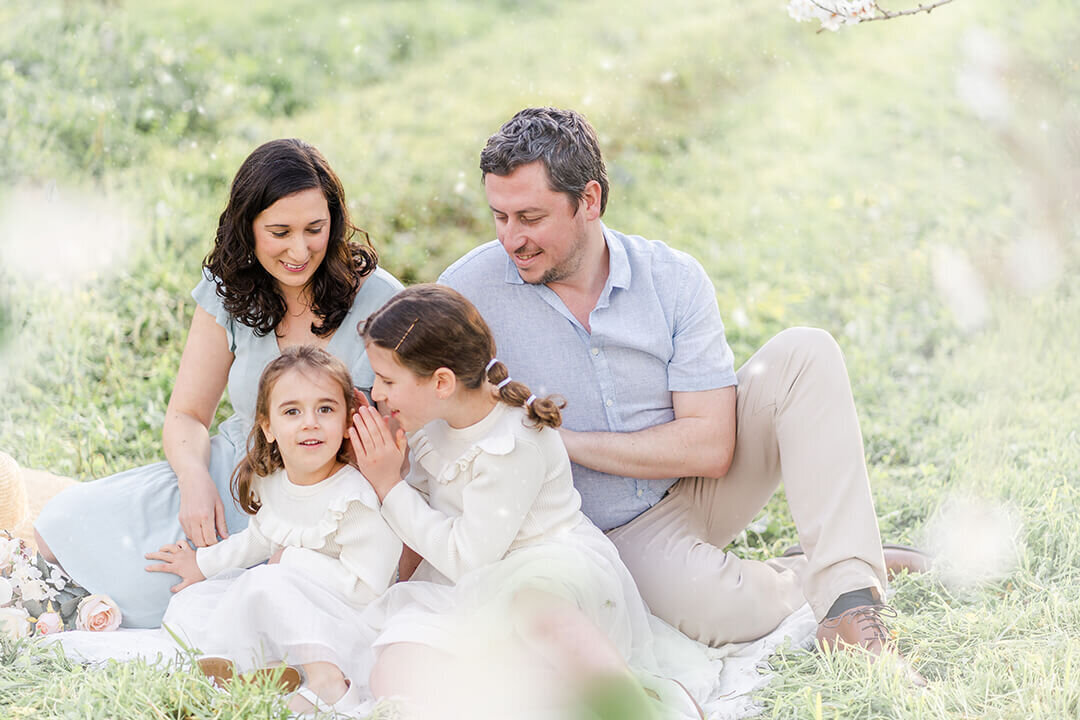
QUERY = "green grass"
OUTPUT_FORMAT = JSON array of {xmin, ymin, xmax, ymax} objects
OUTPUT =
[{"xmin": 2, "ymin": 0, "xmax": 1078, "ymax": 717}]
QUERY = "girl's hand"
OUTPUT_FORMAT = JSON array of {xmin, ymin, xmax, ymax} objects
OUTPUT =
[
  {"xmin": 349, "ymin": 406, "xmax": 407, "ymax": 501},
  {"xmin": 178, "ymin": 472, "xmax": 229, "ymax": 548},
  {"xmin": 145, "ymin": 541, "xmax": 206, "ymax": 593}
]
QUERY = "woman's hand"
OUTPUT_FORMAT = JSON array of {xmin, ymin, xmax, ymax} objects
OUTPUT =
[
  {"xmin": 145, "ymin": 541, "xmax": 206, "ymax": 593},
  {"xmin": 178, "ymin": 472, "xmax": 229, "ymax": 548},
  {"xmin": 349, "ymin": 406, "xmax": 407, "ymax": 502},
  {"xmin": 163, "ymin": 306, "xmax": 234, "ymax": 546}
]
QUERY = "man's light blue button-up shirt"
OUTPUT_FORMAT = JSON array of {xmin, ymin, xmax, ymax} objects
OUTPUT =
[{"xmin": 439, "ymin": 225, "xmax": 737, "ymax": 531}]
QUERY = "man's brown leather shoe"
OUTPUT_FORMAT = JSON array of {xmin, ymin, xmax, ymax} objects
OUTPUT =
[
  {"xmin": 781, "ymin": 543, "xmax": 932, "ymax": 579},
  {"xmin": 815, "ymin": 605, "xmax": 927, "ymax": 687}
]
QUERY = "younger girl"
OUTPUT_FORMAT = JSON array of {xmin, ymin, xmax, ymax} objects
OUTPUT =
[
  {"xmin": 147, "ymin": 345, "xmax": 401, "ymax": 715},
  {"xmin": 351, "ymin": 285, "xmax": 709, "ymax": 720}
]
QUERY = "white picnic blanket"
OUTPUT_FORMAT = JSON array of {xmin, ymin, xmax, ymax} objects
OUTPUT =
[{"xmin": 46, "ymin": 603, "xmax": 817, "ymax": 719}]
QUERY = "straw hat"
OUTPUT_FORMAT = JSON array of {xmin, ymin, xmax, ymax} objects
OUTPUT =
[
  {"xmin": 0, "ymin": 451, "xmax": 76, "ymax": 549},
  {"xmin": 1, "ymin": 451, "xmax": 29, "ymax": 531}
]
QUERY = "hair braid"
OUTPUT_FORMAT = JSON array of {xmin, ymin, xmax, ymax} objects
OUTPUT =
[{"xmin": 485, "ymin": 360, "xmax": 564, "ymax": 429}]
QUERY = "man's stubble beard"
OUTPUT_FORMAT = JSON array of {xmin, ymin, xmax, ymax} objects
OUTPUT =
[{"xmin": 533, "ymin": 228, "xmax": 589, "ymax": 286}]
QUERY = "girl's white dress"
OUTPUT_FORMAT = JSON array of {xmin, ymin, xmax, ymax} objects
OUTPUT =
[
  {"xmin": 360, "ymin": 403, "xmax": 715, "ymax": 710},
  {"xmin": 162, "ymin": 465, "xmax": 401, "ymax": 683}
]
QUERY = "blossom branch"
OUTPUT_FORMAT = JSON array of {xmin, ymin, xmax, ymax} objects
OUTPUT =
[
  {"xmin": 863, "ymin": 0, "xmax": 957, "ymax": 24},
  {"xmin": 790, "ymin": 0, "xmax": 958, "ymax": 32}
]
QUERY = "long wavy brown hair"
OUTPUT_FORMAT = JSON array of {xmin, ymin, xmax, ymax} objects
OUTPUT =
[
  {"xmin": 361, "ymin": 284, "xmax": 564, "ymax": 429},
  {"xmin": 231, "ymin": 345, "xmax": 358, "ymax": 514},
  {"xmin": 204, "ymin": 138, "xmax": 378, "ymax": 337}
]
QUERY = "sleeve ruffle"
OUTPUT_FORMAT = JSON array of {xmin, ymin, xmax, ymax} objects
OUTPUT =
[{"xmin": 190, "ymin": 269, "xmax": 235, "ymax": 349}]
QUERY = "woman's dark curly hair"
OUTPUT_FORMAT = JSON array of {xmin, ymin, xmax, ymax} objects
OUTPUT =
[{"xmin": 204, "ymin": 138, "xmax": 378, "ymax": 337}]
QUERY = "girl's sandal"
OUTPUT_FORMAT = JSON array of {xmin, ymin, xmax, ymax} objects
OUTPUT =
[
  {"xmin": 197, "ymin": 656, "xmax": 302, "ymax": 692},
  {"xmin": 289, "ymin": 679, "xmax": 364, "ymax": 718}
]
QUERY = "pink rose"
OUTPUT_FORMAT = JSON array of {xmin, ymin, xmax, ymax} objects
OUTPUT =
[
  {"xmin": 34, "ymin": 610, "xmax": 63, "ymax": 636},
  {"xmin": 75, "ymin": 594, "xmax": 122, "ymax": 632}
]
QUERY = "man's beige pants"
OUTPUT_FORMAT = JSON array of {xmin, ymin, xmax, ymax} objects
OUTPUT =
[{"xmin": 606, "ymin": 327, "xmax": 887, "ymax": 647}]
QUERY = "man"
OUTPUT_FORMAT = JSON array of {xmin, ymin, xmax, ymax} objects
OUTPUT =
[{"xmin": 439, "ymin": 107, "xmax": 925, "ymax": 674}]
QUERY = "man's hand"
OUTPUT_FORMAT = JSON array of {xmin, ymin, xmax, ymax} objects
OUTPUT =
[{"xmin": 145, "ymin": 541, "xmax": 206, "ymax": 593}]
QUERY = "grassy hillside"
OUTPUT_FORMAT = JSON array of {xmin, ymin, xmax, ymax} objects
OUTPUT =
[{"xmin": 1, "ymin": 0, "xmax": 1078, "ymax": 717}]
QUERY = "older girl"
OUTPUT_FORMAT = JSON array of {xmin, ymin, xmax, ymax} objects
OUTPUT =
[{"xmin": 351, "ymin": 285, "xmax": 707, "ymax": 719}]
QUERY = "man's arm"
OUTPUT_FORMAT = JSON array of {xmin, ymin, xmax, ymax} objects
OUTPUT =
[{"xmin": 559, "ymin": 386, "xmax": 736, "ymax": 480}]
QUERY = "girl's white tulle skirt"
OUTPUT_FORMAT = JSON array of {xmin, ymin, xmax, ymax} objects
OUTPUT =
[
  {"xmin": 358, "ymin": 521, "xmax": 718, "ymax": 702},
  {"xmin": 162, "ymin": 521, "xmax": 718, "ymax": 709},
  {"xmin": 162, "ymin": 563, "xmax": 380, "ymax": 685}
]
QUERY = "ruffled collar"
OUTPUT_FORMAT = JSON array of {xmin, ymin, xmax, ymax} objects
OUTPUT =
[
  {"xmin": 253, "ymin": 466, "xmax": 380, "ymax": 549},
  {"xmin": 409, "ymin": 403, "xmax": 520, "ymax": 485}
]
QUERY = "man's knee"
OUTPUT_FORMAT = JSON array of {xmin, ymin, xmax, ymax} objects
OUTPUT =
[
  {"xmin": 772, "ymin": 326, "xmax": 842, "ymax": 361},
  {"xmin": 751, "ymin": 327, "xmax": 848, "ymax": 387}
]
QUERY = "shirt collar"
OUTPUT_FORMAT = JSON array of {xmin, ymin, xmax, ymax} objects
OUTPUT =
[
  {"xmin": 603, "ymin": 223, "xmax": 631, "ymax": 290},
  {"xmin": 501, "ymin": 222, "xmax": 631, "ymax": 290}
]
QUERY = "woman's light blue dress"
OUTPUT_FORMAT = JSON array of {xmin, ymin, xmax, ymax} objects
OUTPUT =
[{"xmin": 34, "ymin": 267, "xmax": 402, "ymax": 628}]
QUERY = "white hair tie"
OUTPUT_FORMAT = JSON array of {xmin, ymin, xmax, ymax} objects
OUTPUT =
[
  {"xmin": 496, "ymin": 377, "xmax": 512, "ymax": 390},
  {"xmin": 525, "ymin": 394, "xmax": 536, "ymax": 407},
  {"xmin": 485, "ymin": 358, "xmax": 499, "ymax": 373}
]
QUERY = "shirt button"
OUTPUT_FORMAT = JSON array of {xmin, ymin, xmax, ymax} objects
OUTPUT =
[
  {"xmin": 636, "ymin": 489, "xmax": 644, "ymax": 498},
  {"xmin": 605, "ymin": 398, "xmax": 613, "ymax": 407},
  {"xmin": 591, "ymin": 347, "xmax": 600, "ymax": 356}
]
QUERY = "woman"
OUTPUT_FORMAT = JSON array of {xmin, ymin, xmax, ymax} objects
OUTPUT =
[{"xmin": 34, "ymin": 139, "xmax": 403, "ymax": 628}]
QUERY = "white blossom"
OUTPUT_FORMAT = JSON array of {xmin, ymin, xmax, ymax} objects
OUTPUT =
[
  {"xmin": 787, "ymin": 0, "xmax": 820, "ymax": 23},
  {"xmin": 818, "ymin": 7, "xmax": 846, "ymax": 32},
  {"xmin": 846, "ymin": 0, "xmax": 876, "ymax": 23},
  {"xmin": 10, "ymin": 562, "xmax": 42, "ymax": 587},
  {"xmin": 17, "ymin": 578, "xmax": 49, "ymax": 603},
  {"xmin": 47, "ymin": 567, "xmax": 67, "ymax": 591},
  {"xmin": 0, "ymin": 576, "xmax": 12, "ymax": 606}
]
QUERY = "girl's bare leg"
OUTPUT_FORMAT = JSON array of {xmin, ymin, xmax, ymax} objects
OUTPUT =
[{"xmin": 369, "ymin": 642, "xmax": 453, "ymax": 717}]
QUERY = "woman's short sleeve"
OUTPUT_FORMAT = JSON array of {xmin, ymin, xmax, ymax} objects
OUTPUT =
[{"xmin": 191, "ymin": 269, "xmax": 235, "ymax": 348}]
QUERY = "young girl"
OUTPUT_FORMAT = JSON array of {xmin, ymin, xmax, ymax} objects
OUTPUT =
[
  {"xmin": 350, "ymin": 284, "xmax": 709, "ymax": 720},
  {"xmin": 146, "ymin": 345, "xmax": 401, "ymax": 715}
]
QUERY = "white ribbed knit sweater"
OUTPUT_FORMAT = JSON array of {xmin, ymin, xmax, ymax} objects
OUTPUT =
[
  {"xmin": 380, "ymin": 403, "xmax": 585, "ymax": 583},
  {"xmin": 195, "ymin": 465, "xmax": 402, "ymax": 607}
]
